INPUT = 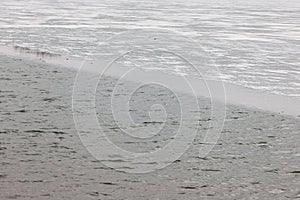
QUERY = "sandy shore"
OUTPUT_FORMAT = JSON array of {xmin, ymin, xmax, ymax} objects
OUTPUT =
[{"xmin": 0, "ymin": 55, "xmax": 299, "ymax": 199}]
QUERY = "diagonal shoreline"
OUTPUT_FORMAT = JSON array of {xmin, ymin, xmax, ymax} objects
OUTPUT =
[{"xmin": 0, "ymin": 44, "xmax": 299, "ymax": 118}]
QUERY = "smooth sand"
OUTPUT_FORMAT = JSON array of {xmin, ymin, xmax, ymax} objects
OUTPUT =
[{"xmin": 0, "ymin": 55, "xmax": 299, "ymax": 199}]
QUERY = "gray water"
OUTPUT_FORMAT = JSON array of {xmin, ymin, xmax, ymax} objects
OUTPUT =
[{"xmin": 0, "ymin": 0, "xmax": 299, "ymax": 97}]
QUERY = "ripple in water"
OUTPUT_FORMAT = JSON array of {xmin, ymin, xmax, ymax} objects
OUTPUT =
[{"xmin": 0, "ymin": 0, "xmax": 299, "ymax": 97}]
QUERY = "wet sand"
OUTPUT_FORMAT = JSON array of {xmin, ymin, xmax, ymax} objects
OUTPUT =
[{"xmin": 0, "ymin": 55, "xmax": 300, "ymax": 199}]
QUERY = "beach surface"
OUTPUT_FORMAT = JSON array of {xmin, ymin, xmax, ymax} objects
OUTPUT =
[{"xmin": 0, "ymin": 55, "xmax": 300, "ymax": 199}]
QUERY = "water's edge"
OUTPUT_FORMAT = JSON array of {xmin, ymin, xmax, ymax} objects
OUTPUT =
[{"xmin": 1, "ymin": 45, "xmax": 299, "ymax": 118}]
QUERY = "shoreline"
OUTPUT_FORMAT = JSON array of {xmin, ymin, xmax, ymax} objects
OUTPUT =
[
  {"xmin": 0, "ymin": 53, "xmax": 299, "ymax": 199},
  {"xmin": 0, "ymin": 44, "xmax": 299, "ymax": 118}
]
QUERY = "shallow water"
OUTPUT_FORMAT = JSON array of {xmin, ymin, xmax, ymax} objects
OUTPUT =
[{"xmin": 0, "ymin": 0, "xmax": 299, "ymax": 97}]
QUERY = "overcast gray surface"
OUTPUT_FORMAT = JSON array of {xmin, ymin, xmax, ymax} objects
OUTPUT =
[{"xmin": 1, "ymin": 56, "xmax": 299, "ymax": 199}]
